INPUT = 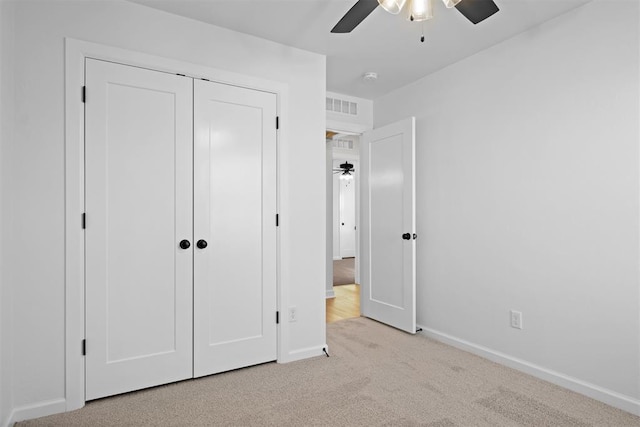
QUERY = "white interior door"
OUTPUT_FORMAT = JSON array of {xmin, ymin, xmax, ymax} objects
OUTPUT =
[
  {"xmin": 193, "ymin": 80, "xmax": 277, "ymax": 377},
  {"xmin": 339, "ymin": 177, "xmax": 356, "ymax": 258},
  {"xmin": 332, "ymin": 168, "xmax": 341, "ymax": 259},
  {"xmin": 360, "ymin": 117, "xmax": 416, "ymax": 334},
  {"xmin": 85, "ymin": 59, "xmax": 194, "ymax": 400}
]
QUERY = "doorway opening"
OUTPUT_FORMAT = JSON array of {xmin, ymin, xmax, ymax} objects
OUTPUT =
[
  {"xmin": 326, "ymin": 131, "xmax": 361, "ymax": 323},
  {"xmin": 325, "ymin": 116, "xmax": 416, "ymax": 333}
]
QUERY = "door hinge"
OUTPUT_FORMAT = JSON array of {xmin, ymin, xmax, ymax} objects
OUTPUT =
[
  {"xmin": 276, "ymin": 214, "xmax": 279, "ymax": 227},
  {"xmin": 276, "ymin": 116, "xmax": 279, "ymax": 130},
  {"xmin": 81, "ymin": 339, "xmax": 86, "ymax": 356},
  {"xmin": 82, "ymin": 213, "xmax": 86, "ymax": 229},
  {"xmin": 81, "ymin": 86, "xmax": 86, "ymax": 103},
  {"xmin": 276, "ymin": 311, "xmax": 280, "ymax": 324}
]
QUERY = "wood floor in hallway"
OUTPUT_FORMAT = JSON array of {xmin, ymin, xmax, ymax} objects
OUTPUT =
[{"xmin": 326, "ymin": 284, "xmax": 360, "ymax": 323}]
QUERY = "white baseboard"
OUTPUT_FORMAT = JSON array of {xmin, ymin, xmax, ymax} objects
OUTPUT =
[
  {"xmin": 418, "ymin": 325, "xmax": 640, "ymax": 417},
  {"xmin": 326, "ymin": 288, "xmax": 336, "ymax": 299},
  {"xmin": 279, "ymin": 344, "xmax": 328, "ymax": 364},
  {"xmin": 332, "ymin": 257, "xmax": 341, "ymax": 261},
  {"xmin": 7, "ymin": 398, "xmax": 67, "ymax": 426}
]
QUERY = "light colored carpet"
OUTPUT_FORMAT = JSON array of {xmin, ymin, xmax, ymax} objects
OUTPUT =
[
  {"xmin": 18, "ymin": 317, "xmax": 639, "ymax": 426},
  {"xmin": 333, "ymin": 257, "xmax": 355, "ymax": 286}
]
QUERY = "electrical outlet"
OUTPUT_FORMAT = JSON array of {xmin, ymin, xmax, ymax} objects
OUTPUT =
[
  {"xmin": 510, "ymin": 310, "xmax": 523, "ymax": 330},
  {"xmin": 289, "ymin": 306, "xmax": 297, "ymax": 322}
]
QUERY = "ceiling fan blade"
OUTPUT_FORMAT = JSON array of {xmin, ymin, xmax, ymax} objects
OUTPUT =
[
  {"xmin": 455, "ymin": 0, "xmax": 499, "ymax": 25},
  {"xmin": 331, "ymin": 0, "xmax": 379, "ymax": 33}
]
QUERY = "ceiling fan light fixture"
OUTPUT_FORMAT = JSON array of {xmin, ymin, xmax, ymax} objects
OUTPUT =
[
  {"xmin": 408, "ymin": 0, "xmax": 433, "ymax": 22},
  {"xmin": 378, "ymin": 0, "xmax": 407, "ymax": 15},
  {"xmin": 332, "ymin": 0, "xmax": 499, "ymax": 34},
  {"xmin": 442, "ymin": 0, "xmax": 462, "ymax": 8}
]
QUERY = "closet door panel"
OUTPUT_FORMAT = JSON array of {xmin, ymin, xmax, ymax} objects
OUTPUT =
[
  {"xmin": 85, "ymin": 59, "xmax": 193, "ymax": 400},
  {"xmin": 193, "ymin": 80, "xmax": 277, "ymax": 377}
]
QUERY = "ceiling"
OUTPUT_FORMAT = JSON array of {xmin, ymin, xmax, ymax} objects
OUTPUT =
[{"xmin": 128, "ymin": 0, "xmax": 592, "ymax": 99}]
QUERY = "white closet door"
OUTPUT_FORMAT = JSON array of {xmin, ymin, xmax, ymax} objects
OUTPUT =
[
  {"xmin": 193, "ymin": 80, "xmax": 277, "ymax": 377},
  {"xmin": 85, "ymin": 59, "xmax": 193, "ymax": 400}
]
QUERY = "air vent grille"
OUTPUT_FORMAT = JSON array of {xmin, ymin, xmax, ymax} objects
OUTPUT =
[
  {"xmin": 326, "ymin": 97, "xmax": 358, "ymax": 115},
  {"xmin": 332, "ymin": 139, "xmax": 354, "ymax": 150}
]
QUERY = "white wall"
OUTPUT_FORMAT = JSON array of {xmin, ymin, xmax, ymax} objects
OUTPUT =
[
  {"xmin": 2, "ymin": 0, "xmax": 325, "ymax": 423},
  {"xmin": 0, "ymin": 1, "xmax": 4, "ymax": 420},
  {"xmin": 326, "ymin": 142, "xmax": 335, "ymax": 298},
  {"xmin": 375, "ymin": 0, "xmax": 640, "ymax": 412},
  {"xmin": 0, "ymin": 1, "xmax": 15, "ymax": 425}
]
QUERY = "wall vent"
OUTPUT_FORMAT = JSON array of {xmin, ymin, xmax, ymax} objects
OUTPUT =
[
  {"xmin": 332, "ymin": 139, "xmax": 354, "ymax": 150},
  {"xmin": 326, "ymin": 97, "xmax": 358, "ymax": 116}
]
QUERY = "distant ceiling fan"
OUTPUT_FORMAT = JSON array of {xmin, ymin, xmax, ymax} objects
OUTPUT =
[
  {"xmin": 333, "ymin": 162, "xmax": 356, "ymax": 180},
  {"xmin": 331, "ymin": 0, "xmax": 499, "ymax": 34}
]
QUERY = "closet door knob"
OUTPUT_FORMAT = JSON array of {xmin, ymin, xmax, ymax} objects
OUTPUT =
[
  {"xmin": 197, "ymin": 239, "xmax": 208, "ymax": 249},
  {"xmin": 402, "ymin": 233, "xmax": 411, "ymax": 240},
  {"xmin": 179, "ymin": 239, "xmax": 191, "ymax": 250}
]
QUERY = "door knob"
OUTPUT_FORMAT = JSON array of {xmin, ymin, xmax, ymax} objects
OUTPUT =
[
  {"xmin": 179, "ymin": 239, "xmax": 191, "ymax": 249},
  {"xmin": 402, "ymin": 233, "xmax": 411, "ymax": 240},
  {"xmin": 197, "ymin": 239, "xmax": 208, "ymax": 249}
]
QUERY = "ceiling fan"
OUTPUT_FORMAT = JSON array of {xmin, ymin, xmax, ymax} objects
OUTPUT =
[
  {"xmin": 331, "ymin": 0, "xmax": 499, "ymax": 34},
  {"xmin": 333, "ymin": 162, "xmax": 356, "ymax": 180}
]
